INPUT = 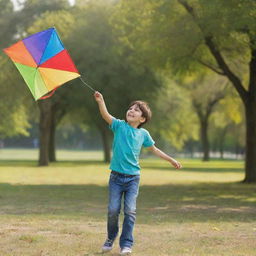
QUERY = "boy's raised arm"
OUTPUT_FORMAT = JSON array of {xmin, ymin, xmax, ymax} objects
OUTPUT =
[
  {"xmin": 94, "ymin": 91, "xmax": 113, "ymax": 125},
  {"xmin": 148, "ymin": 145, "xmax": 182, "ymax": 169}
]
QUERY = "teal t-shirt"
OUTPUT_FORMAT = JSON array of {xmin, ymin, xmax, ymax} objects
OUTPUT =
[{"xmin": 109, "ymin": 118, "xmax": 155, "ymax": 175}]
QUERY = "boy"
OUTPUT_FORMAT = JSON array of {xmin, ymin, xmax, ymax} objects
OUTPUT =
[{"xmin": 94, "ymin": 91, "xmax": 182, "ymax": 255}]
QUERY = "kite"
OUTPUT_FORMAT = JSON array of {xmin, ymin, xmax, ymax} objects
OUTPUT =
[{"xmin": 3, "ymin": 27, "xmax": 95, "ymax": 100}]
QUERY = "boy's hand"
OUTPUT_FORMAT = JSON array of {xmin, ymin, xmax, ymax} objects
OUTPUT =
[
  {"xmin": 170, "ymin": 159, "xmax": 182, "ymax": 169},
  {"xmin": 93, "ymin": 91, "xmax": 113, "ymax": 124},
  {"xmin": 94, "ymin": 91, "xmax": 104, "ymax": 103}
]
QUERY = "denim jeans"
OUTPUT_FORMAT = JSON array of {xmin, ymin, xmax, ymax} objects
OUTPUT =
[{"xmin": 107, "ymin": 171, "xmax": 140, "ymax": 248}]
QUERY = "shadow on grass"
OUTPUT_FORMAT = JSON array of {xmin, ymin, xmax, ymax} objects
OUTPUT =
[
  {"xmin": 0, "ymin": 160, "xmax": 243, "ymax": 174},
  {"xmin": 142, "ymin": 166, "xmax": 243, "ymax": 173},
  {"xmin": 184, "ymin": 167, "xmax": 243, "ymax": 173},
  {"xmin": 0, "ymin": 160, "xmax": 106, "ymax": 167},
  {"xmin": 0, "ymin": 182, "xmax": 255, "ymax": 223}
]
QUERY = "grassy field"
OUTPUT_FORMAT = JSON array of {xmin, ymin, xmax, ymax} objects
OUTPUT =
[{"xmin": 0, "ymin": 149, "xmax": 255, "ymax": 256}]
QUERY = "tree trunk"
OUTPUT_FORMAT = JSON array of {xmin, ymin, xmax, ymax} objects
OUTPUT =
[
  {"xmin": 200, "ymin": 119, "xmax": 210, "ymax": 161},
  {"xmin": 189, "ymin": 144, "xmax": 194, "ymax": 158},
  {"xmin": 187, "ymin": 140, "xmax": 194, "ymax": 158},
  {"xmin": 219, "ymin": 143, "xmax": 224, "ymax": 160},
  {"xmin": 235, "ymin": 143, "xmax": 240, "ymax": 160},
  {"xmin": 244, "ymin": 101, "xmax": 256, "ymax": 182},
  {"xmin": 101, "ymin": 128, "xmax": 111, "ymax": 163},
  {"xmin": 219, "ymin": 127, "xmax": 227, "ymax": 160},
  {"xmin": 49, "ymin": 109, "xmax": 56, "ymax": 162},
  {"xmin": 193, "ymin": 97, "xmax": 224, "ymax": 162},
  {"xmin": 38, "ymin": 100, "xmax": 52, "ymax": 166}
]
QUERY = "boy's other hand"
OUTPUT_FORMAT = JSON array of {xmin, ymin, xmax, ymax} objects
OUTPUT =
[
  {"xmin": 171, "ymin": 159, "xmax": 182, "ymax": 169},
  {"xmin": 94, "ymin": 91, "xmax": 104, "ymax": 103}
]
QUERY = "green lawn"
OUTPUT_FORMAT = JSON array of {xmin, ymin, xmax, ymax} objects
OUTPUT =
[{"xmin": 0, "ymin": 149, "xmax": 255, "ymax": 256}]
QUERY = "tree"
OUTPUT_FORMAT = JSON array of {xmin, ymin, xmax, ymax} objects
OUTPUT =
[
  {"xmin": 177, "ymin": 0, "xmax": 256, "ymax": 182},
  {"xmin": 0, "ymin": 0, "xmax": 31, "ymax": 139},
  {"xmin": 113, "ymin": 0, "xmax": 256, "ymax": 182},
  {"xmin": 67, "ymin": 1, "xmax": 162, "ymax": 162},
  {"xmin": 187, "ymin": 74, "xmax": 228, "ymax": 161},
  {"xmin": 14, "ymin": 0, "xmax": 70, "ymax": 32},
  {"xmin": 24, "ymin": 1, "xmax": 162, "ymax": 164},
  {"xmin": 25, "ymin": 8, "xmax": 76, "ymax": 165},
  {"xmin": 26, "ymin": 9, "xmax": 76, "ymax": 165},
  {"xmin": 1, "ymin": 0, "xmax": 74, "ymax": 163},
  {"xmin": 0, "ymin": 0, "xmax": 17, "ymax": 49},
  {"xmin": 151, "ymin": 75, "xmax": 198, "ymax": 153},
  {"xmin": 210, "ymin": 92, "xmax": 244, "ymax": 159}
]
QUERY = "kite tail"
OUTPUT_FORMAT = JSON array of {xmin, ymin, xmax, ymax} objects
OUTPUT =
[
  {"xmin": 39, "ymin": 86, "xmax": 59, "ymax": 100},
  {"xmin": 79, "ymin": 77, "xmax": 96, "ymax": 92}
]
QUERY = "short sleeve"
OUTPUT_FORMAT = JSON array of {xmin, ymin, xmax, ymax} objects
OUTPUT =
[
  {"xmin": 143, "ymin": 130, "xmax": 155, "ymax": 147},
  {"xmin": 109, "ymin": 118, "xmax": 124, "ymax": 132}
]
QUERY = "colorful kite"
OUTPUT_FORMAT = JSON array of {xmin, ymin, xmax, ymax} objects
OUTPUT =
[{"xmin": 3, "ymin": 28, "xmax": 81, "ymax": 100}]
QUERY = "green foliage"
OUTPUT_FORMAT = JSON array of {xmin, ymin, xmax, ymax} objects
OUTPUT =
[
  {"xmin": 66, "ymin": 2, "xmax": 162, "ymax": 129},
  {"xmin": 210, "ymin": 90, "xmax": 245, "ymax": 150},
  {"xmin": 0, "ymin": 103, "xmax": 30, "ymax": 138},
  {"xmin": 27, "ymin": 10, "xmax": 75, "ymax": 38},
  {"xmin": 211, "ymin": 92, "xmax": 243, "ymax": 127},
  {"xmin": 0, "ymin": 0, "xmax": 16, "ymax": 48},
  {"xmin": 0, "ymin": 0, "xmax": 73, "ymax": 139},
  {"xmin": 0, "ymin": 0, "xmax": 249, "ymax": 156},
  {"xmin": 0, "ymin": 56, "xmax": 30, "ymax": 138},
  {"xmin": 113, "ymin": 0, "xmax": 254, "ymax": 81},
  {"xmin": 111, "ymin": 0, "xmax": 252, "ymax": 153},
  {"xmin": 152, "ymin": 76, "xmax": 198, "ymax": 150},
  {"xmin": 185, "ymin": 73, "xmax": 228, "ymax": 118},
  {"xmin": 15, "ymin": 0, "xmax": 70, "ymax": 32}
]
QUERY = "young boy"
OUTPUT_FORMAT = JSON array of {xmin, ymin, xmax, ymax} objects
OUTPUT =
[{"xmin": 94, "ymin": 91, "xmax": 182, "ymax": 255}]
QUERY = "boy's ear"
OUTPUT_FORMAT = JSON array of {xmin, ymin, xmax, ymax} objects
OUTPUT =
[{"xmin": 140, "ymin": 116, "xmax": 146, "ymax": 124}]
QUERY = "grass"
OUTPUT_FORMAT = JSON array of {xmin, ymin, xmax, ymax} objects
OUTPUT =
[{"xmin": 0, "ymin": 149, "xmax": 255, "ymax": 255}]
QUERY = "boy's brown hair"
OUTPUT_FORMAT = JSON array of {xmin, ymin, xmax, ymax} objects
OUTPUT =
[{"xmin": 128, "ymin": 101, "xmax": 152, "ymax": 128}]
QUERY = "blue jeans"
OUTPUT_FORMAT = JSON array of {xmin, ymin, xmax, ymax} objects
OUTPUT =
[{"xmin": 107, "ymin": 171, "xmax": 140, "ymax": 248}]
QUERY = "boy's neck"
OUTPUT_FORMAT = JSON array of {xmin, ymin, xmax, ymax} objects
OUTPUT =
[{"xmin": 127, "ymin": 121, "xmax": 140, "ymax": 129}]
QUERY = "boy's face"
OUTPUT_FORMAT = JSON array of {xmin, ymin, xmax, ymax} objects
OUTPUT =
[{"xmin": 126, "ymin": 104, "xmax": 146, "ymax": 126}]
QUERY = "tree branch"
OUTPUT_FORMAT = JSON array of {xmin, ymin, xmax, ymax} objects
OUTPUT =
[
  {"xmin": 177, "ymin": 0, "xmax": 248, "ymax": 104},
  {"xmin": 196, "ymin": 59, "xmax": 225, "ymax": 76},
  {"xmin": 192, "ymin": 100, "xmax": 205, "ymax": 121},
  {"xmin": 205, "ymin": 93, "xmax": 225, "ymax": 117},
  {"xmin": 204, "ymin": 36, "xmax": 248, "ymax": 103}
]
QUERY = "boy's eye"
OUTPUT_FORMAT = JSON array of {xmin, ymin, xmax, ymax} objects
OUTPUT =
[{"xmin": 128, "ymin": 106, "xmax": 140, "ymax": 112}]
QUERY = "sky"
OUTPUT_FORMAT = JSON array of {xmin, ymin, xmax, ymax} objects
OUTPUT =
[{"xmin": 11, "ymin": 0, "xmax": 75, "ymax": 11}]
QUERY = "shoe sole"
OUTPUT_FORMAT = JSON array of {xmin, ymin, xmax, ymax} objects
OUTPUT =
[{"xmin": 102, "ymin": 248, "xmax": 113, "ymax": 253}]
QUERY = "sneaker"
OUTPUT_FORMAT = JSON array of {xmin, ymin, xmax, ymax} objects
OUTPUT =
[
  {"xmin": 102, "ymin": 238, "xmax": 114, "ymax": 253},
  {"xmin": 120, "ymin": 247, "xmax": 132, "ymax": 255}
]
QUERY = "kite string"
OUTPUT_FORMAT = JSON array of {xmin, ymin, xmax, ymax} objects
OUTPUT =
[{"xmin": 79, "ymin": 76, "xmax": 96, "ymax": 92}]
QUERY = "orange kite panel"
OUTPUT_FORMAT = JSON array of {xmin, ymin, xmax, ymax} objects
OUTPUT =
[{"xmin": 3, "ymin": 41, "xmax": 37, "ymax": 67}]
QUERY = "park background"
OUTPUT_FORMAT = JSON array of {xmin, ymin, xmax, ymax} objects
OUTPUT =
[{"xmin": 0, "ymin": 0, "xmax": 255, "ymax": 255}]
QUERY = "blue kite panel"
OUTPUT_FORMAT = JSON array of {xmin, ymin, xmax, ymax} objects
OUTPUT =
[{"xmin": 39, "ymin": 29, "xmax": 65, "ymax": 65}]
